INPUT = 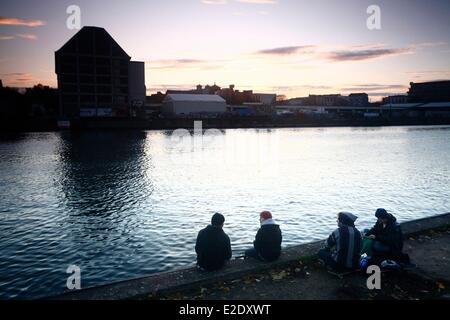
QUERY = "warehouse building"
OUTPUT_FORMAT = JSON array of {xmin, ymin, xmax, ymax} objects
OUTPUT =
[
  {"xmin": 408, "ymin": 80, "xmax": 450, "ymax": 103},
  {"xmin": 55, "ymin": 26, "xmax": 146, "ymax": 118},
  {"xmin": 162, "ymin": 94, "xmax": 227, "ymax": 116}
]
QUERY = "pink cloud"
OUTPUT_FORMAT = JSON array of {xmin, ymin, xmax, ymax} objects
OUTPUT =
[
  {"xmin": 16, "ymin": 34, "xmax": 37, "ymax": 40},
  {"xmin": 0, "ymin": 17, "xmax": 46, "ymax": 27},
  {"xmin": 0, "ymin": 34, "xmax": 38, "ymax": 41}
]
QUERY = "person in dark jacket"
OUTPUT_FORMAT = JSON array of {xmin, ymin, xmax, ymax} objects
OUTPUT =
[
  {"xmin": 245, "ymin": 211, "xmax": 282, "ymax": 262},
  {"xmin": 195, "ymin": 213, "xmax": 232, "ymax": 271},
  {"xmin": 318, "ymin": 212, "xmax": 362, "ymax": 271},
  {"xmin": 366, "ymin": 208, "xmax": 403, "ymax": 259}
]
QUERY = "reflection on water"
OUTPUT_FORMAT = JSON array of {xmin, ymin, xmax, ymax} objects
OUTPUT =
[
  {"xmin": 58, "ymin": 131, "xmax": 150, "ymax": 219},
  {"xmin": 0, "ymin": 126, "xmax": 449, "ymax": 299}
]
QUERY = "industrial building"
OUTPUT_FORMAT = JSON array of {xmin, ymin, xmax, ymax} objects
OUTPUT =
[
  {"xmin": 162, "ymin": 94, "xmax": 227, "ymax": 116},
  {"xmin": 254, "ymin": 93, "xmax": 277, "ymax": 106},
  {"xmin": 408, "ymin": 80, "xmax": 450, "ymax": 103},
  {"xmin": 382, "ymin": 95, "xmax": 409, "ymax": 104},
  {"xmin": 55, "ymin": 26, "xmax": 146, "ymax": 118},
  {"xmin": 348, "ymin": 93, "xmax": 369, "ymax": 107},
  {"xmin": 379, "ymin": 102, "xmax": 450, "ymax": 118}
]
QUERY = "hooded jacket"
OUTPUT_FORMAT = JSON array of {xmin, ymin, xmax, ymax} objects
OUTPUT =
[
  {"xmin": 325, "ymin": 212, "xmax": 362, "ymax": 269},
  {"xmin": 253, "ymin": 219, "xmax": 282, "ymax": 262},
  {"xmin": 367, "ymin": 213, "xmax": 403, "ymax": 255},
  {"xmin": 195, "ymin": 225, "xmax": 232, "ymax": 271}
]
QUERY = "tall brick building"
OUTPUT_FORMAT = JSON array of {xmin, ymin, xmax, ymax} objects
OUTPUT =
[{"xmin": 55, "ymin": 27, "xmax": 145, "ymax": 118}]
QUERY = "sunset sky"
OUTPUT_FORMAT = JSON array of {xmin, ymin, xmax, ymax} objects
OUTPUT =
[{"xmin": 0, "ymin": 0, "xmax": 449, "ymax": 100}]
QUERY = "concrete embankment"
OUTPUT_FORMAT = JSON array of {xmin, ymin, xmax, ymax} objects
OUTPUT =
[
  {"xmin": 53, "ymin": 213, "xmax": 450, "ymax": 300},
  {"xmin": 72, "ymin": 117, "xmax": 450, "ymax": 131},
  {"xmin": 2, "ymin": 116, "xmax": 450, "ymax": 132}
]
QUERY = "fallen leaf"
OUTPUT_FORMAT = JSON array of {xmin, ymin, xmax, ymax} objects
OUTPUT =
[
  {"xmin": 271, "ymin": 271, "xmax": 288, "ymax": 281},
  {"xmin": 437, "ymin": 282, "xmax": 445, "ymax": 290}
]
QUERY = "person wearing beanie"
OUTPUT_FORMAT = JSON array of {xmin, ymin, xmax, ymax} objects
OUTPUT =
[
  {"xmin": 195, "ymin": 213, "xmax": 232, "ymax": 271},
  {"xmin": 366, "ymin": 208, "xmax": 403, "ymax": 259},
  {"xmin": 318, "ymin": 212, "xmax": 362, "ymax": 271},
  {"xmin": 245, "ymin": 211, "xmax": 282, "ymax": 262}
]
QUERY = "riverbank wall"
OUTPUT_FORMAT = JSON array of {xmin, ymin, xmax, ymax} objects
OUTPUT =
[
  {"xmin": 2, "ymin": 116, "xmax": 450, "ymax": 132},
  {"xmin": 52, "ymin": 212, "xmax": 450, "ymax": 300}
]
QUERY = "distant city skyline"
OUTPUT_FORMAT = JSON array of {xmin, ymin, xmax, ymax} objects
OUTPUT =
[{"xmin": 0, "ymin": 0, "xmax": 449, "ymax": 100}]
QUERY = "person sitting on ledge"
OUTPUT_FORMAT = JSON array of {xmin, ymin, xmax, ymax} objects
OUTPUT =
[
  {"xmin": 318, "ymin": 212, "xmax": 362, "ymax": 272},
  {"xmin": 195, "ymin": 213, "xmax": 232, "ymax": 271},
  {"xmin": 365, "ymin": 208, "xmax": 403, "ymax": 261},
  {"xmin": 245, "ymin": 211, "xmax": 282, "ymax": 262}
]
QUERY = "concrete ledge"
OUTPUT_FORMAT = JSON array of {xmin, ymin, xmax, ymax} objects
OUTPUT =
[{"xmin": 52, "ymin": 212, "xmax": 450, "ymax": 300}]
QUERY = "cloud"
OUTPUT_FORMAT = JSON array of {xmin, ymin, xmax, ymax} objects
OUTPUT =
[
  {"xmin": 2, "ymin": 73, "xmax": 26, "ymax": 76},
  {"xmin": 201, "ymin": 0, "xmax": 277, "ymax": 5},
  {"xmin": 256, "ymin": 44, "xmax": 415, "ymax": 62},
  {"xmin": 324, "ymin": 47, "xmax": 414, "ymax": 62},
  {"xmin": 147, "ymin": 84, "xmax": 198, "ymax": 94},
  {"xmin": 299, "ymin": 85, "xmax": 333, "ymax": 90},
  {"xmin": 202, "ymin": 0, "xmax": 277, "ymax": 17},
  {"xmin": 0, "ymin": 33, "xmax": 37, "ymax": 41},
  {"xmin": 272, "ymin": 85, "xmax": 332, "ymax": 91},
  {"xmin": 0, "ymin": 17, "xmax": 46, "ymax": 27},
  {"xmin": 406, "ymin": 70, "xmax": 450, "ymax": 76},
  {"xmin": 146, "ymin": 59, "xmax": 225, "ymax": 71},
  {"xmin": 405, "ymin": 70, "xmax": 450, "ymax": 81},
  {"xmin": 1, "ymin": 73, "xmax": 36, "ymax": 85},
  {"xmin": 344, "ymin": 43, "xmax": 386, "ymax": 50},
  {"xmin": 256, "ymin": 45, "xmax": 316, "ymax": 55},
  {"xmin": 340, "ymin": 84, "xmax": 408, "ymax": 92},
  {"xmin": 201, "ymin": 0, "xmax": 228, "ymax": 4},
  {"xmin": 255, "ymin": 44, "xmax": 414, "ymax": 62},
  {"xmin": 14, "ymin": 77, "xmax": 34, "ymax": 82},
  {"xmin": 147, "ymin": 59, "xmax": 205, "ymax": 69},
  {"xmin": 236, "ymin": 0, "xmax": 278, "ymax": 3},
  {"xmin": 158, "ymin": 59, "xmax": 206, "ymax": 64},
  {"xmin": 415, "ymin": 42, "xmax": 447, "ymax": 48},
  {"xmin": 16, "ymin": 34, "xmax": 37, "ymax": 40},
  {"xmin": 1, "ymin": 72, "xmax": 33, "ymax": 78}
]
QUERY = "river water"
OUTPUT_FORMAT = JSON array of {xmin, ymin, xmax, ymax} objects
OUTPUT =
[{"xmin": 0, "ymin": 125, "xmax": 449, "ymax": 299}]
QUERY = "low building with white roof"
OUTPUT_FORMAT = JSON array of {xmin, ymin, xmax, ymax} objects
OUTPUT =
[{"xmin": 162, "ymin": 94, "xmax": 227, "ymax": 116}]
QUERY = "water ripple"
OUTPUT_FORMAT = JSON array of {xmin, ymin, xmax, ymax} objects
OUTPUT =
[{"xmin": 0, "ymin": 127, "xmax": 449, "ymax": 299}]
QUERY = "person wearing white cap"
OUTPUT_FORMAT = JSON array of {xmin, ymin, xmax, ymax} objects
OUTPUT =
[{"xmin": 245, "ymin": 211, "xmax": 282, "ymax": 262}]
